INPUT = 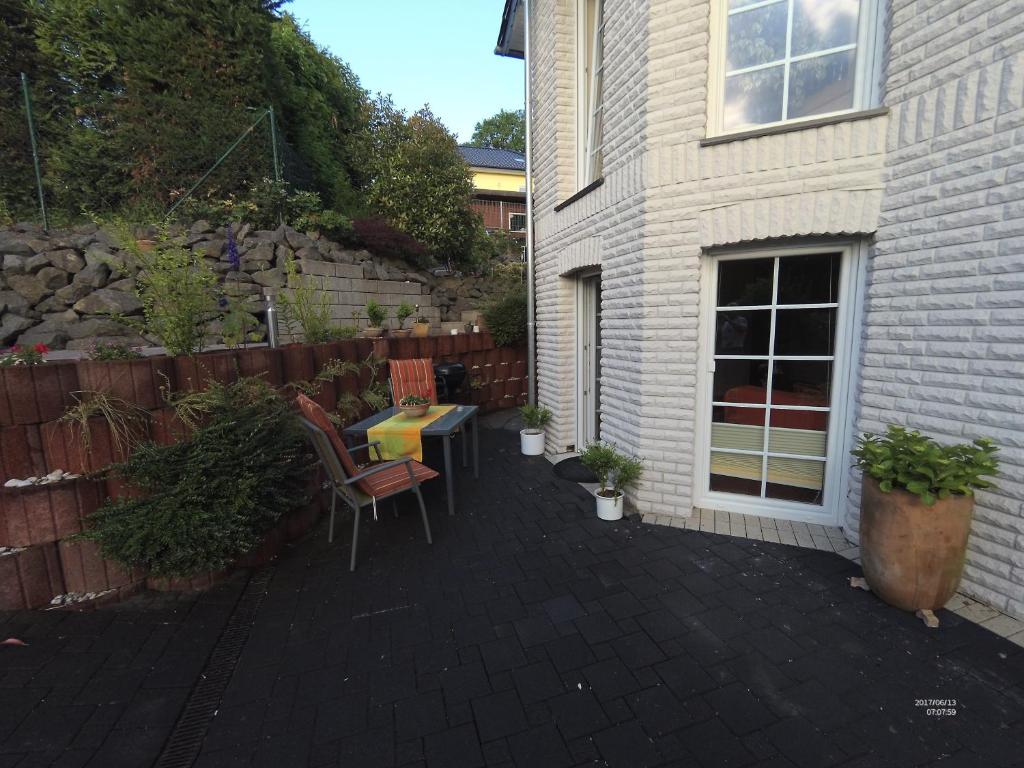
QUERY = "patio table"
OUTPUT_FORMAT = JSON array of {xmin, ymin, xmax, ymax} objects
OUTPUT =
[{"xmin": 343, "ymin": 404, "xmax": 479, "ymax": 516}]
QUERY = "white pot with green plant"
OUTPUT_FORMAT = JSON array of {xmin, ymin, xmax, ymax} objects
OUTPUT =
[
  {"xmin": 579, "ymin": 442, "xmax": 644, "ymax": 521},
  {"xmin": 363, "ymin": 299, "xmax": 387, "ymax": 338},
  {"xmin": 519, "ymin": 404, "xmax": 551, "ymax": 455},
  {"xmin": 392, "ymin": 301, "xmax": 415, "ymax": 338}
]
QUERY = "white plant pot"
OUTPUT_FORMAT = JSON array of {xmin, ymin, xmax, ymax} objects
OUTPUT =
[
  {"xmin": 596, "ymin": 491, "xmax": 624, "ymax": 521},
  {"xmin": 520, "ymin": 429, "xmax": 545, "ymax": 456}
]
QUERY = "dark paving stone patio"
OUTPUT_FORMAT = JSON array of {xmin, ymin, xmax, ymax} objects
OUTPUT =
[{"xmin": 3, "ymin": 422, "xmax": 1024, "ymax": 767}]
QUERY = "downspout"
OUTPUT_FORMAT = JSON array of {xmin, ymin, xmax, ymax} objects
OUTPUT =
[{"xmin": 523, "ymin": 0, "xmax": 537, "ymax": 406}]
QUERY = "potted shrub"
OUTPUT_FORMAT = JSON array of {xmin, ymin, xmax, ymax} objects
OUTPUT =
[
  {"xmin": 519, "ymin": 404, "xmax": 551, "ymax": 455},
  {"xmin": 580, "ymin": 442, "xmax": 644, "ymax": 521},
  {"xmin": 392, "ymin": 301, "xmax": 415, "ymax": 338},
  {"xmin": 852, "ymin": 426, "xmax": 999, "ymax": 622},
  {"xmin": 363, "ymin": 300, "xmax": 387, "ymax": 338},
  {"xmin": 412, "ymin": 305, "xmax": 431, "ymax": 338}
]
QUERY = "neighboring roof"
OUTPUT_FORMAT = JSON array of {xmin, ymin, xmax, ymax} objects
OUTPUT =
[
  {"xmin": 495, "ymin": 0, "xmax": 525, "ymax": 58},
  {"xmin": 458, "ymin": 145, "xmax": 526, "ymax": 172}
]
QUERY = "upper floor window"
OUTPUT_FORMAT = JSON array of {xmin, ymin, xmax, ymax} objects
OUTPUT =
[
  {"xmin": 709, "ymin": 0, "xmax": 882, "ymax": 135},
  {"xmin": 577, "ymin": 0, "xmax": 605, "ymax": 187},
  {"xmin": 509, "ymin": 212, "xmax": 527, "ymax": 232}
]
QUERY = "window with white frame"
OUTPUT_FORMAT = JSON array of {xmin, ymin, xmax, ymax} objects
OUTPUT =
[
  {"xmin": 509, "ymin": 212, "xmax": 527, "ymax": 232},
  {"xmin": 576, "ymin": 0, "xmax": 605, "ymax": 187},
  {"xmin": 710, "ymin": 0, "xmax": 881, "ymax": 135}
]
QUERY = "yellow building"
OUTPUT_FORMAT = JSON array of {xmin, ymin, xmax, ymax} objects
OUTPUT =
[{"xmin": 458, "ymin": 146, "xmax": 527, "ymax": 239}]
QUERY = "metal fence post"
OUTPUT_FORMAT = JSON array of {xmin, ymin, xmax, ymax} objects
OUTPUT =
[{"xmin": 20, "ymin": 73, "xmax": 48, "ymax": 230}]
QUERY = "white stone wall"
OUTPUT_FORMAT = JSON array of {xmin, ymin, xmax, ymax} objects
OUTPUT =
[
  {"xmin": 849, "ymin": 0, "xmax": 1024, "ymax": 618},
  {"xmin": 529, "ymin": 0, "xmax": 1024, "ymax": 618}
]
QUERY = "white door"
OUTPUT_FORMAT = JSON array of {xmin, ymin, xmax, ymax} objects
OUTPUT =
[
  {"xmin": 577, "ymin": 272, "xmax": 602, "ymax": 448},
  {"xmin": 695, "ymin": 244, "xmax": 861, "ymax": 524}
]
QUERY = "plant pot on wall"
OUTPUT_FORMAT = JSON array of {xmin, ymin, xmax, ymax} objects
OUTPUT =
[
  {"xmin": 859, "ymin": 476, "xmax": 974, "ymax": 614},
  {"xmin": 595, "ymin": 490, "xmax": 624, "ymax": 521},
  {"xmin": 362, "ymin": 327, "xmax": 384, "ymax": 338},
  {"xmin": 412, "ymin": 322, "xmax": 431, "ymax": 338}
]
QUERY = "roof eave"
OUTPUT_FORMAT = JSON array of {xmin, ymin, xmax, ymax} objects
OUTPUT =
[{"xmin": 495, "ymin": 0, "xmax": 525, "ymax": 58}]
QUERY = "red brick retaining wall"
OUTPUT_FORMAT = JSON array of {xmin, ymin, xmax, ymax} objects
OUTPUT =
[{"xmin": 0, "ymin": 334, "xmax": 526, "ymax": 608}]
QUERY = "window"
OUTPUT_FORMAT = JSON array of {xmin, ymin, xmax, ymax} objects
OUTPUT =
[
  {"xmin": 509, "ymin": 212, "xmax": 527, "ymax": 232},
  {"xmin": 576, "ymin": 0, "xmax": 605, "ymax": 187},
  {"xmin": 709, "ymin": 0, "xmax": 881, "ymax": 135}
]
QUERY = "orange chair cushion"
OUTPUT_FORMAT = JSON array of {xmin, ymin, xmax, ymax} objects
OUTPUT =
[
  {"xmin": 295, "ymin": 393, "xmax": 362, "ymax": 482},
  {"xmin": 389, "ymin": 358, "xmax": 437, "ymax": 404},
  {"xmin": 359, "ymin": 461, "xmax": 439, "ymax": 498}
]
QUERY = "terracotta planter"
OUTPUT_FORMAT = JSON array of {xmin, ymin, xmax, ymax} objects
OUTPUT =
[
  {"xmin": 0, "ymin": 544, "xmax": 64, "ymax": 610},
  {"xmin": 859, "ymin": 476, "xmax": 974, "ymax": 613},
  {"xmin": 58, "ymin": 538, "xmax": 142, "ymax": 595},
  {"xmin": 435, "ymin": 335, "xmax": 454, "ymax": 358},
  {"xmin": 0, "ymin": 478, "xmax": 104, "ymax": 547},
  {"xmin": 0, "ymin": 423, "xmax": 46, "ymax": 484},
  {"xmin": 234, "ymin": 521, "xmax": 287, "ymax": 569},
  {"xmin": 237, "ymin": 347, "xmax": 285, "ymax": 386},
  {"xmin": 416, "ymin": 337, "xmax": 436, "ymax": 358},
  {"xmin": 412, "ymin": 323, "xmax": 431, "ymax": 338},
  {"xmin": 173, "ymin": 350, "xmax": 239, "ymax": 392},
  {"xmin": 390, "ymin": 338, "xmax": 418, "ymax": 360},
  {"xmin": 146, "ymin": 570, "xmax": 228, "ymax": 593},
  {"xmin": 0, "ymin": 361, "xmax": 80, "ymax": 427},
  {"xmin": 151, "ymin": 407, "xmax": 190, "ymax": 446},
  {"xmin": 76, "ymin": 356, "xmax": 175, "ymax": 411},
  {"xmin": 42, "ymin": 416, "xmax": 135, "ymax": 476}
]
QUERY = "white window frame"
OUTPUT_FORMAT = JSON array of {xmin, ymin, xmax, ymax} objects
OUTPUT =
[
  {"xmin": 692, "ymin": 241, "xmax": 866, "ymax": 526},
  {"xmin": 576, "ymin": 0, "xmax": 605, "ymax": 188},
  {"xmin": 706, "ymin": 0, "xmax": 885, "ymax": 138},
  {"xmin": 509, "ymin": 212, "xmax": 527, "ymax": 232}
]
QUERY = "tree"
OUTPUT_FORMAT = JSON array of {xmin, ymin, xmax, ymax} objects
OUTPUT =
[
  {"xmin": 469, "ymin": 109, "xmax": 525, "ymax": 153},
  {"xmin": 367, "ymin": 97, "xmax": 478, "ymax": 269}
]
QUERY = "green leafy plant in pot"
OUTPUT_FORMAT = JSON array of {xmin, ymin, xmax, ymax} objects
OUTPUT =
[
  {"xmin": 579, "ymin": 442, "xmax": 644, "ymax": 521},
  {"xmin": 363, "ymin": 300, "xmax": 387, "ymax": 338},
  {"xmin": 852, "ymin": 426, "xmax": 999, "ymax": 624},
  {"xmin": 399, "ymin": 393, "xmax": 430, "ymax": 418},
  {"xmin": 392, "ymin": 301, "xmax": 415, "ymax": 338},
  {"xmin": 519, "ymin": 404, "xmax": 551, "ymax": 456}
]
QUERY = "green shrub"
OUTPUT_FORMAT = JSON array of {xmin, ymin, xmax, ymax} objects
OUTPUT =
[
  {"xmin": 483, "ymin": 283, "xmax": 528, "ymax": 347},
  {"xmin": 395, "ymin": 301, "xmax": 415, "ymax": 329},
  {"xmin": 852, "ymin": 426, "xmax": 999, "ymax": 506},
  {"xmin": 86, "ymin": 341, "xmax": 143, "ymax": 361},
  {"xmin": 519, "ymin": 404, "xmax": 551, "ymax": 433},
  {"xmin": 77, "ymin": 378, "xmax": 311, "ymax": 577},
  {"xmin": 278, "ymin": 256, "xmax": 334, "ymax": 343},
  {"xmin": 580, "ymin": 442, "xmax": 645, "ymax": 498},
  {"xmin": 365, "ymin": 299, "xmax": 387, "ymax": 328},
  {"xmin": 115, "ymin": 226, "xmax": 221, "ymax": 357}
]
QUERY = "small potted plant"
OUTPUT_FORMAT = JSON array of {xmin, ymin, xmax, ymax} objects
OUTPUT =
[
  {"xmin": 412, "ymin": 305, "xmax": 432, "ymax": 338},
  {"xmin": 519, "ymin": 404, "xmax": 551, "ymax": 455},
  {"xmin": 392, "ymin": 301, "xmax": 415, "ymax": 338},
  {"xmin": 363, "ymin": 300, "xmax": 387, "ymax": 338},
  {"xmin": 398, "ymin": 393, "xmax": 430, "ymax": 418},
  {"xmin": 0, "ymin": 343, "xmax": 49, "ymax": 367},
  {"xmin": 580, "ymin": 442, "xmax": 644, "ymax": 521},
  {"xmin": 852, "ymin": 426, "xmax": 999, "ymax": 623}
]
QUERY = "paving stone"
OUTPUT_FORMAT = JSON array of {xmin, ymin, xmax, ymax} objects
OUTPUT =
[{"xmin": 4, "ymin": 426, "xmax": 1024, "ymax": 768}]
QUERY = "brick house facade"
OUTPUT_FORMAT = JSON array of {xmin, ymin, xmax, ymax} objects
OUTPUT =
[{"xmin": 498, "ymin": 0, "xmax": 1024, "ymax": 619}]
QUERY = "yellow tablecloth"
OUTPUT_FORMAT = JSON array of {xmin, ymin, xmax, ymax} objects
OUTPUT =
[{"xmin": 367, "ymin": 405, "xmax": 455, "ymax": 462}]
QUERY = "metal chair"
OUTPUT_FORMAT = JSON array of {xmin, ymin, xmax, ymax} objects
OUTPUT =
[{"xmin": 295, "ymin": 394, "xmax": 438, "ymax": 571}]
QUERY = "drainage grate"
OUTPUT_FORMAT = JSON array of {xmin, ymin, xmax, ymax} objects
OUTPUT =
[{"xmin": 154, "ymin": 566, "xmax": 275, "ymax": 768}]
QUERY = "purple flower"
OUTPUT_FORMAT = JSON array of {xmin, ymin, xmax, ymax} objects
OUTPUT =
[
  {"xmin": 226, "ymin": 224, "xmax": 240, "ymax": 271},
  {"xmin": 218, "ymin": 296, "xmax": 229, "ymax": 309}
]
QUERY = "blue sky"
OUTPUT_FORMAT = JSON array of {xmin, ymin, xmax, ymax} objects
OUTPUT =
[{"xmin": 286, "ymin": 0, "xmax": 524, "ymax": 143}]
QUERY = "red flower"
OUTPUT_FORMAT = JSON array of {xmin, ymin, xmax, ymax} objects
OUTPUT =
[
  {"xmin": 9, "ymin": 345, "xmax": 21, "ymax": 353},
  {"xmin": 33, "ymin": 343, "xmax": 49, "ymax": 354}
]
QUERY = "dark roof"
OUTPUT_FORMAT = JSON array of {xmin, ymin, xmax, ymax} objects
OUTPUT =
[{"xmin": 458, "ymin": 146, "xmax": 526, "ymax": 172}]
